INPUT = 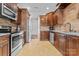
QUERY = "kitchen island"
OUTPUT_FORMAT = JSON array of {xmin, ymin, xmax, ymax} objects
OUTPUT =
[{"xmin": 50, "ymin": 30, "xmax": 79, "ymax": 56}]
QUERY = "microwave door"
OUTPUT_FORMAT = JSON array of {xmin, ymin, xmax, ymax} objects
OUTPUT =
[{"xmin": 2, "ymin": 6, "xmax": 16, "ymax": 20}]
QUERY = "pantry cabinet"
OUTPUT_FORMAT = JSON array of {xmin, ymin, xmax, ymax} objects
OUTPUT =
[{"xmin": 0, "ymin": 35, "xmax": 9, "ymax": 56}]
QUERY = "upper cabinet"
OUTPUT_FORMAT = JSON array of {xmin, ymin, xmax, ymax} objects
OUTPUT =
[
  {"xmin": 17, "ymin": 8, "xmax": 30, "ymax": 30},
  {"xmin": 46, "ymin": 12, "xmax": 54, "ymax": 26},
  {"xmin": 0, "ymin": 3, "xmax": 17, "ymax": 20},
  {"xmin": 54, "ymin": 9, "xmax": 63, "ymax": 25},
  {"xmin": 40, "ymin": 15, "xmax": 48, "ymax": 26}
]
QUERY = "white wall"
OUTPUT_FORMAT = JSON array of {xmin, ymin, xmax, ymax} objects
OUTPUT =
[{"xmin": 31, "ymin": 18, "xmax": 38, "ymax": 35}]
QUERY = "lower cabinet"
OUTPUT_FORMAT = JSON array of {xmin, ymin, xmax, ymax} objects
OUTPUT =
[
  {"xmin": 54, "ymin": 32, "xmax": 79, "ymax": 56},
  {"xmin": 40, "ymin": 31, "xmax": 49, "ymax": 41},
  {"xmin": 0, "ymin": 35, "xmax": 9, "ymax": 56},
  {"xmin": 54, "ymin": 32, "xmax": 59, "ymax": 49},
  {"xmin": 66, "ymin": 35, "xmax": 79, "ymax": 56},
  {"xmin": 58, "ymin": 33, "xmax": 66, "ymax": 55}
]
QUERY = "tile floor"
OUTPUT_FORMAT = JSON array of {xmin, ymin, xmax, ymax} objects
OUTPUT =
[{"xmin": 16, "ymin": 39, "xmax": 62, "ymax": 56}]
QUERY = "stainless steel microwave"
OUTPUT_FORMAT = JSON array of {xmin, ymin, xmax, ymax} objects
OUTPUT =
[{"xmin": 0, "ymin": 3, "xmax": 17, "ymax": 20}]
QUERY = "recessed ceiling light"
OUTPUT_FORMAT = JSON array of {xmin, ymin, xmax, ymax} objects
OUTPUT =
[{"xmin": 46, "ymin": 7, "xmax": 49, "ymax": 10}]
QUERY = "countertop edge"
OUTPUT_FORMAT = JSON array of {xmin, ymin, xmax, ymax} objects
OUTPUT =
[
  {"xmin": 50, "ymin": 30, "xmax": 79, "ymax": 36},
  {"xmin": 0, "ymin": 33, "xmax": 10, "ymax": 36}
]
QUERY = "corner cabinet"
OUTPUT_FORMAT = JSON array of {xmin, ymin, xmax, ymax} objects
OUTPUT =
[{"xmin": 0, "ymin": 35, "xmax": 9, "ymax": 56}]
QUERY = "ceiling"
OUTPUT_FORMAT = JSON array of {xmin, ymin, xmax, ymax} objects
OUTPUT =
[{"xmin": 18, "ymin": 3, "xmax": 57, "ymax": 18}]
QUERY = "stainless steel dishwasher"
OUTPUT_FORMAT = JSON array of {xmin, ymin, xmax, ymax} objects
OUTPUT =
[{"xmin": 50, "ymin": 31, "xmax": 54, "ymax": 45}]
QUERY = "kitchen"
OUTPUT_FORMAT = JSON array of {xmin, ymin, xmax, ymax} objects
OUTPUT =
[
  {"xmin": 0, "ymin": 3, "xmax": 30, "ymax": 56},
  {"xmin": 0, "ymin": 3, "xmax": 79, "ymax": 56}
]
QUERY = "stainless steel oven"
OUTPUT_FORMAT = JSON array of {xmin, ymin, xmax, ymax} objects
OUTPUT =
[{"xmin": 11, "ymin": 32, "xmax": 23, "ymax": 56}]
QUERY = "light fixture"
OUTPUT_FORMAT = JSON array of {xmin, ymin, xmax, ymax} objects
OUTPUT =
[{"xmin": 46, "ymin": 7, "xmax": 49, "ymax": 10}]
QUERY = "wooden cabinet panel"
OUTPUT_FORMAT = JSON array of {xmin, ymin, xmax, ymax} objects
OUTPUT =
[
  {"xmin": 17, "ymin": 8, "xmax": 30, "ymax": 31},
  {"xmin": 0, "ymin": 48, "xmax": 2, "ymax": 56},
  {"xmin": 0, "ymin": 35, "xmax": 9, "ymax": 56},
  {"xmin": 40, "ymin": 31, "xmax": 49, "ymax": 41},
  {"xmin": 58, "ymin": 34, "xmax": 66, "ymax": 55},
  {"xmin": 40, "ymin": 15, "xmax": 48, "ymax": 26},
  {"xmin": 2, "ymin": 42, "xmax": 9, "ymax": 56},
  {"xmin": 66, "ymin": 35, "xmax": 79, "ymax": 56},
  {"xmin": 53, "ymin": 9, "xmax": 63, "ymax": 25},
  {"xmin": 54, "ymin": 32, "xmax": 59, "ymax": 49},
  {"xmin": 53, "ymin": 15, "xmax": 58, "ymax": 26},
  {"xmin": 54, "ymin": 32, "xmax": 79, "ymax": 56},
  {"xmin": 17, "ymin": 8, "xmax": 30, "ymax": 43},
  {"xmin": 46, "ymin": 13, "xmax": 53, "ymax": 26}
]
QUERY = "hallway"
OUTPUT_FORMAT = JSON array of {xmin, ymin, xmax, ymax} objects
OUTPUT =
[{"xmin": 17, "ymin": 39, "xmax": 62, "ymax": 56}]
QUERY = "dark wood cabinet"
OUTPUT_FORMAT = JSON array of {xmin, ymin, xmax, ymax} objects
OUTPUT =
[
  {"xmin": 54, "ymin": 32, "xmax": 79, "ymax": 56},
  {"xmin": 0, "ymin": 35, "xmax": 9, "ymax": 56},
  {"xmin": 40, "ymin": 15, "xmax": 48, "ymax": 26},
  {"xmin": 66, "ymin": 35, "xmax": 79, "ymax": 56},
  {"xmin": 46, "ymin": 12, "xmax": 53, "ymax": 26},
  {"xmin": 17, "ymin": 8, "xmax": 30, "ymax": 43},
  {"xmin": 53, "ymin": 15, "xmax": 58, "ymax": 26},
  {"xmin": 40, "ymin": 31, "xmax": 49, "ymax": 41},
  {"xmin": 54, "ymin": 33, "xmax": 66, "ymax": 55},
  {"xmin": 58, "ymin": 33, "xmax": 66, "ymax": 55},
  {"xmin": 54, "ymin": 32, "xmax": 59, "ymax": 49}
]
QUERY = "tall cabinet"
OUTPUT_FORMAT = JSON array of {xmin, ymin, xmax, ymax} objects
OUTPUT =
[{"xmin": 17, "ymin": 8, "xmax": 30, "ymax": 45}]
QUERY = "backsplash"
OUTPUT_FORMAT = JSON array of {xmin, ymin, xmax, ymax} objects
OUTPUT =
[
  {"xmin": 54, "ymin": 4, "xmax": 79, "ymax": 32},
  {"xmin": 0, "ymin": 18, "xmax": 16, "ymax": 27}
]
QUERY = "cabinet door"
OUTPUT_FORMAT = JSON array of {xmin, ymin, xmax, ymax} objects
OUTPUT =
[
  {"xmin": 0, "ymin": 47, "xmax": 3, "ymax": 56},
  {"xmin": 0, "ymin": 35, "xmax": 9, "ymax": 56},
  {"xmin": 76, "ymin": 36, "xmax": 79, "ymax": 55},
  {"xmin": 0, "ymin": 42, "xmax": 9, "ymax": 56},
  {"xmin": 47, "ymin": 13, "xmax": 53, "ymax": 26},
  {"xmin": 40, "ymin": 31, "xmax": 49, "ymax": 41},
  {"xmin": 2, "ymin": 42, "xmax": 9, "ymax": 56},
  {"xmin": 67, "ymin": 36, "xmax": 78, "ymax": 56},
  {"xmin": 58, "ymin": 34, "xmax": 66, "ymax": 55},
  {"xmin": 40, "ymin": 15, "xmax": 47, "ymax": 26},
  {"xmin": 54, "ymin": 32, "xmax": 59, "ymax": 49},
  {"xmin": 53, "ymin": 15, "xmax": 58, "ymax": 26}
]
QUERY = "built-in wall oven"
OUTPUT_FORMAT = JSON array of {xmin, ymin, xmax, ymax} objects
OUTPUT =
[{"xmin": 10, "ymin": 32, "xmax": 23, "ymax": 56}]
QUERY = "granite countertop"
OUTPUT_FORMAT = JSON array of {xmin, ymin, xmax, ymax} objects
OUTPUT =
[
  {"xmin": 0, "ymin": 33, "xmax": 10, "ymax": 36},
  {"xmin": 50, "ymin": 30, "xmax": 79, "ymax": 36}
]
